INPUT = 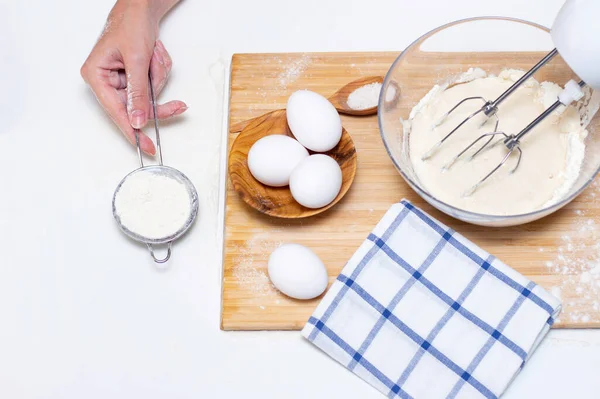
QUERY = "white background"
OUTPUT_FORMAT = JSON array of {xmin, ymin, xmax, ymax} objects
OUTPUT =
[{"xmin": 1, "ymin": 0, "xmax": 600, "ymax": 397}]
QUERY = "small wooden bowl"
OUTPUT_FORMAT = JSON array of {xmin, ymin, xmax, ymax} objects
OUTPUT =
[{"xmin": 228, "ymin": 109, "xmax": 357, "ymax": 218}]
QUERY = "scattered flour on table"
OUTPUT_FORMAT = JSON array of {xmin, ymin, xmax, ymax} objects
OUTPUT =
[
  {"xmin": 349, "ymin": 62, "xmax": 364, "ymax": 75},
  {"xmin": 543, "ymin": 181, "xmax": 600, "ymax": 324},
  {"xmin": 277, "ymin": 53, "xmax": 312, "ymax": 90},
  {"xmin": 232, "ymin": 235, "xmax": 282, "ymax": 297},
  {"xmin": 250, "ymin": 54, "xmax": 313, "ymax": 109}
]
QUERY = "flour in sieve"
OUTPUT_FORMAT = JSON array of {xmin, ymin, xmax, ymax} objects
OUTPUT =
[{"xmin": 115, "ymin": 172, "xmax": 191, "ymax": 239}]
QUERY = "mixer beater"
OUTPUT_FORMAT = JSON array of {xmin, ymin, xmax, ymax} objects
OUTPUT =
[
  {"xmin": 420, "ymin": 0, "xmax": 600, "ymax": 196},
  {"xmin": 449, "ymin": 80, "xmax": 586, "ymax": 196},
  {"xmin": 422, "ymin": 49, "xmax": 559, "ymax": 161}
]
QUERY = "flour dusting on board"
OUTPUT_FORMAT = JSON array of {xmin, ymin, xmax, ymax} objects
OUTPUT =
[
  {"xmin": 232, "ymin": 235, "xmax": 282, "ymax": 296},
  {"xmin": 277, "ymin": 53, "xmax": 312, "ymax": 90},
  {"xmin": 250, "ymin": 54, "xmax": 313, "ymax": 109},
  {"xmin": 543, "ymin": 180, "xmax": 600, "ymax": 324}
]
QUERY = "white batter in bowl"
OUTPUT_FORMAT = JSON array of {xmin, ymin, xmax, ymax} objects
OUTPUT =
[
  {"xmin": 406, "ymin": 68, "xmax": 589, "ymax": 216},
  {"xmin": 378, "ymin": 17, "xmax": 600, "ymax": 226}
]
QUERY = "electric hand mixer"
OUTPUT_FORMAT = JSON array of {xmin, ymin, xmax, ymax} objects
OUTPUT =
[{"xmin": 422, "ymin": 0, "xmax": 600, "ymax": 196}]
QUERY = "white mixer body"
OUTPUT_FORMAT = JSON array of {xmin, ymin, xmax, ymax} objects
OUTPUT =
[{"xmin": 552, "ymin": 0, "xmax": 600, "ymax": 90}]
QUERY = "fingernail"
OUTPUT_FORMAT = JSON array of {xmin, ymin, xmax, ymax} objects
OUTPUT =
[
  {"xmin": 168, "ymin": 106, "xmax": 188, "ymax": 118},
  {"xmin": 156, "ymin": 39, "xmax": 166, "ymax": 52},
  {"xmin": 154, "ymin": 46, "xmax": 165, "ymax": 65},
  {"xmin": 131, "ymin": 110, "xmax": 146, "ymax": 129},
  {"xmin": 145, "ymin": 146, "xmax": 156, "ymax": 156}
]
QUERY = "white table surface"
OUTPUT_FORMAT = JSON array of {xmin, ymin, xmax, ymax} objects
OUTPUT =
[{"xmin": 2, "ymin": 0, "xmax": 599, "ymax": 397}]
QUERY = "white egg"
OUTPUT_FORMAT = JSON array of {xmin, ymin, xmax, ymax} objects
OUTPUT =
[
  {"xmin": 268, "ymin": 243, "xmax": 329, "ymax": 300},
  {"xmin": 247, "ymin": 135, "xmax": 309, "ymax": 187},
  {"xmin": 286, "ymin": 90, "xmax": 342, "ymax": 152},
  {"xmin": 289, "ymin": 154, "xmax": 342, "ymax": 209}
]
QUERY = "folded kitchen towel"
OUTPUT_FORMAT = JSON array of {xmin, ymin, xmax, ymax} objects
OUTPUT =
[{"xmin": 302, "ymin": 200, "xmax": 561, "ymax": 399}]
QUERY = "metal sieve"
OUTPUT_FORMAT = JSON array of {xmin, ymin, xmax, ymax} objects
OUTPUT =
[{"xmin": 112, "ymin": 73, "xmax": 198, "ymax": 263}]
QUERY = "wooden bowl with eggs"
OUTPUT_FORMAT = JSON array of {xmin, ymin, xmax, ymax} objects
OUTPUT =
[{"xmin": 228, "ymin": 108, "xmax": 357, "ymax": 218}]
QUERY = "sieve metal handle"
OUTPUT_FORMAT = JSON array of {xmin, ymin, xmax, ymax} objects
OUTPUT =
[
  {"xmin": 134, "ymin": 71, "xmax": 164, "ymax": 169},
  {"xmin": 147, "ymin": 242, "xmax": 172, "ymax": 264}
]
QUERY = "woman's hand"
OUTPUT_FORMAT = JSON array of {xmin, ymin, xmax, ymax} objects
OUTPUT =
[{"xmin": 81, "ymin": 0, "xmax": 184, "ymax": 155}]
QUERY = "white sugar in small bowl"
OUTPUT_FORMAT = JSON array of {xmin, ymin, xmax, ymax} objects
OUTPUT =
[{"xmin": 347, "ymin": 82, "xmax": 382, "ymax": 111}]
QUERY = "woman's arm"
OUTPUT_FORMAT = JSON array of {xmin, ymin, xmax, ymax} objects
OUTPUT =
[{"xmin": 81, "ymin": 0, "xmax": 184, "ymax": 155}]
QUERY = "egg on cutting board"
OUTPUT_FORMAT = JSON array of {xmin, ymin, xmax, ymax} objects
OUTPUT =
[
  {"xmin": 287, "ymin": 90, "xmax": 342, "ymax": 152},
  {"xmin": 247, "ymin": 135, "xmax": 309, "ymax": 187},
  {"xmin": 290, "ymin": 154, "xmax": 342, "ymax": 209},
  {"xmin": 268, "ymin": 243, "xmax": 329, "ymax": 300}
]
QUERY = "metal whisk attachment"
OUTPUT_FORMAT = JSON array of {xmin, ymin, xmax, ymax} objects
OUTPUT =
[
  {"xmin": 422, "ymin": 49, "xmax": 559, "ymax": 160},
  {"xmin": 446, "ymin": 80, "xmax": 586, "ymax": 197}
]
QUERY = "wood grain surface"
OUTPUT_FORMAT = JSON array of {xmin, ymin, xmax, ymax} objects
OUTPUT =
[
  {"xmin": 222, "ymin": 51, "xmax": 600, "ymax": 330},
  {"xmin": 228, "ymin": 75, "xmax": 383, "ymax": 133},
  {"xmin": 228, "ymin": 109, "xmax": 357, "ymax": 218}
]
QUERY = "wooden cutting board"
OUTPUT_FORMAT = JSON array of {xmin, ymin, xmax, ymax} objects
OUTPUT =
[{"xmin": 222, "ymin": 52, "xmax": 600, "ymax": 330}]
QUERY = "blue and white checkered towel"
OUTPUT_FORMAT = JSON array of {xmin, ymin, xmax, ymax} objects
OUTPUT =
[{"xmin": 302, "ymin": 200, "xmax": 561, "ymax": 399}]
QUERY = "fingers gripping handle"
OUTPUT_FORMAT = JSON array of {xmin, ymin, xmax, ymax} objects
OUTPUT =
[{"xmin": 134, "ymin": 71, "xmax": 164, "ymax": 169}]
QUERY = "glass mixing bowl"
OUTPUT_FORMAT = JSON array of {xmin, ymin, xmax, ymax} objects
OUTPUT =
[{"xmin": 379, "ymin": 17, "xmax": 600, "ymax": 227}]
